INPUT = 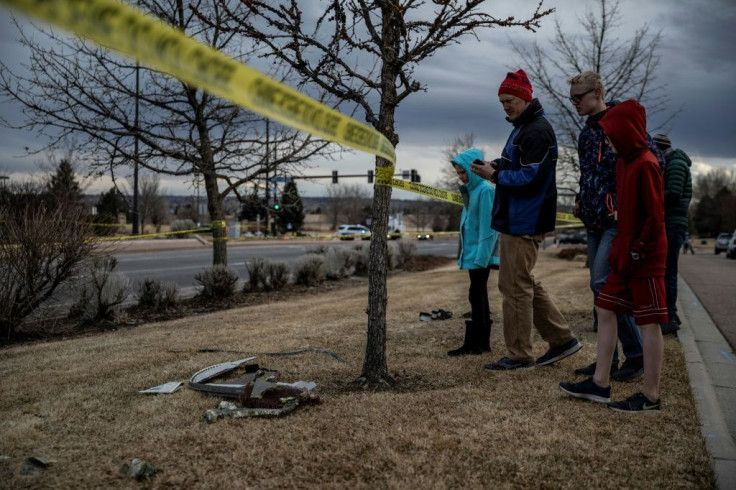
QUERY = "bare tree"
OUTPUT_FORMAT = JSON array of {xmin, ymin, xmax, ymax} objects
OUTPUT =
[
  {"xmin": 0, "ymin": 0, "xmax": 336, "ymax": 265},
  {"xmin": 693, "ymin": 167, "xmax": 736, "ymax": 201},
  {"xmin": 325, "ymin": 183, "xmax": 370, "ymax": 229},
  {"xmin": 410, "ymin": 199, "xmax": 435, "ymax": 232},
  {"xmin": 137, "ymin": 173, "xmax": 168, "ymax": 231},
  {"xmin": 207, "ymin": 1, "xmax": 553, "ymax": 385},
  {"xmin": 511, "ymin": 0, "xmax": 677, "ymax": 184}
]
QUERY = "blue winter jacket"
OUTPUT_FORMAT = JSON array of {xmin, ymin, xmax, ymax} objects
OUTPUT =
[
  {"xmin": 451, "ymin": 149, "xmax": 500, "ymax": 270},
  {"xmin": 491, "ymin": 99, "xmax": 558, "ymax": 235}
]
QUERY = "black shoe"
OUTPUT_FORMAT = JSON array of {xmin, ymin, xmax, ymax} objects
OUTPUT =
[
  {"xmin": 660, "ymin": 321, "xmax": 680, "ymax": 336},
  {"xmin": 461, "ymin": 311, "xmax": 472, "ymax": 319},
  {"xmin": 574, "ymin": 361, "xmax": 617, "ymax": 376},
  {"xmin": 536, "ymin": 337, "xmax": 582, "ymax": 366},
  {"xmin": 483, "ymin": 357, "xmax": 534, "ymax": 371},
  {"xmin": 611, "ymin": 358, "xmax": 644, "ymax": 382},
  {"xmin": 608, "ymin": 392, "xmax": 661, "ymax": 412},
  {"xmin": 559, "ymin": 377, "xmax": 611, "ymax": 403}
]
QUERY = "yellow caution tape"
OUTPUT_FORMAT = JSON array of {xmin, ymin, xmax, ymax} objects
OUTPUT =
[
  {"xmin": 1, "ymin": 0, "xmax": 395, "ymax": 164},
  {"xmin": 211, "ymin": 220, "xmax": 226, "ymax": 229},
  {"xmin": 3, "ymin": 0, "xmax": 580, "ymax": 229}
]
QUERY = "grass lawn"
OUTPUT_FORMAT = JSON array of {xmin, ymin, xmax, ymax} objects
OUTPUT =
[{"xmin": 0, "ymin": 248, "xmax": 715, "ymax": 488}]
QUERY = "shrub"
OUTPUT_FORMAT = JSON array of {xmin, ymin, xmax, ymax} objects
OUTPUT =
[
  {"xmin": 294, "ymin": 254, "xmax": 326, "ymax": 286},
  {"xmin": 0, "ymin": 189, "xmax": 100, "ymax": 338},
  {"xmin": 324, "ymin": 247, "xmax": 358, "ymax": 280},
  {"xmin": 195, "ymin": 265, "xmax": 239, "ymax": 300},
  {"xmin": 395, "ymin": 240, "xmax": 417, "ymax": 270},
  {"xmin": 69, "ymin": 256, "xmax": 131, "ymax": 323},
  {"xmin": 169, "ymin": 219, "xmax": 197, "ymax": 238},
  {"xmin": 245, "ymin": 257, "xmax": 269, "ymax": 291},
  {"xmin": 267, "ymin": 262, "xmax": 291, "ymax": 290},
  {"xmin": 137, "ymin": 278, "xmax": 179, "ymax": 311},
  {"xmin": 307, "ymin": 244, "xmax": 330, "ymax": 255},
  {"xmin": 353, "ymin": 243, "xmax": 370, "ymax": 276}
]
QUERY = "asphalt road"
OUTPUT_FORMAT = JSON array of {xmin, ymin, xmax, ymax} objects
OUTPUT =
[
  {"xmin": 113, "ymin": 238, "xmax": 460, "ymax": 296},
  {"xmin": 678, "ymin": 249, "xmax": 736, "ymax": 350}
]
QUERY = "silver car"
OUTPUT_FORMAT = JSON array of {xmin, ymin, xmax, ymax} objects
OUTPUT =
[{"xmin": 715, "ymin": 233, "xmax": 732, "ymax": 254}]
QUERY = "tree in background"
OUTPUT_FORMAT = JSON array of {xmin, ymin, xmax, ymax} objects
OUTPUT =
[
  {"xmin": 94, "ymin": 187, "xmax": 130, "ymax": 236},
  {"xmin": 138, "ymin": 173, "xmax": 168, "ymax": 232},
  {"xmin": 213, "ymin": 0, "xmax": 553, "ymax": 385},
  {"xmin": 511, "ymin": 0, "xmax": 676, "ymax": 187},
  {"xmin": 326, "ymin": 184, "xmax": 371, "ymax": 230},
  {"xmin": 239, "ymin": 191, "xmax": 268, "ymax": 223},
  {"xmin": 691, "ymin": 168, "xmax": 736, "ymax": 236},
  {"xmin": 0, "ymin": 0, "xmax": 335, "ymax": 266},
  {"xmin": 278, "ymin": 180, "xmax": 305, "ymax": 233},
  {"xmin": 44, "ymin": 157, "xmax": 84, "ymax": 208}
]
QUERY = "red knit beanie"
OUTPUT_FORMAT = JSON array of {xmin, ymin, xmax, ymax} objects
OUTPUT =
[{"xmin": 498, "ymin": 69, "xmax": 533, "ymax": 102}]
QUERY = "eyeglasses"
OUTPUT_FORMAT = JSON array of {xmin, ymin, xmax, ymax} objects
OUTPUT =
[{"xmin": 568, "ymin": 88, "xmax": 596, "ymax": 104}]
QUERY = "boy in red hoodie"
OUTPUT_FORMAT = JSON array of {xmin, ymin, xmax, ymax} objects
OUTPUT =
[{"xmin": 559, "ymin": 100, "xmax": 667, "ymax": 412}]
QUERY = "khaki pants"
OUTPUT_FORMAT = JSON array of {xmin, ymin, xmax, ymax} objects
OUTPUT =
[{"xmin": 498, "ymin": 234, "xmax": 574, "ymax": 362}]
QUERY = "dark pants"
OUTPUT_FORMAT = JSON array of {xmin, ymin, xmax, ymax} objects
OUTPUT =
[
  {"xmin": 468, "ymin": 267, "xmax": 492, "ymax": 325},
  {"xmin": 665, "ymin": 224, "xmax": 687, "ymax": 321}
]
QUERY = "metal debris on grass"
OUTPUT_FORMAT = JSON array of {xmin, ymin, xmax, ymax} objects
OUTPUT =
[{"xmin": 188, "ymin": 358, "xmax": 320, "ymax": 423}]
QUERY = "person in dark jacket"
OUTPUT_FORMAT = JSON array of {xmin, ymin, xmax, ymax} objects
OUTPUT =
[
  {"xmin": 653, "ymin": 134, "xmax": 693, "ymax": 335},
  {"xmin": 447, "ymin": 148, "xmax": 500, "ymax": 356},
  {"xmin": 472, "ymin": 69, "xmax": 581, "ymax": 371},
  {"xmin": 560, "ymin": 100, "xmax": 668, "ymax": 412},
  {"xmin": 567, "ymin": 71, "xmax": 649, "ymax": 382}
]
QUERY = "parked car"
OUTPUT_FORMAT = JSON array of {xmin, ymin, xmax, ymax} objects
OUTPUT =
[
  {"xmin": 557, "ymin": 229, "xmax": 587, "ymax": 245},
  {"xmin": 714, "ymin": 232, "xmax": 732, "ymax": 254},
  {"xmin": 336, "ymin": 224, "xmax": 371, "ymax": 240},
  {"xmin": 726, "ymin": 235, "xmax": 736, "ymax": 259}
]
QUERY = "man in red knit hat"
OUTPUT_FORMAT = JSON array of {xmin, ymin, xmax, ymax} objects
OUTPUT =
[
  {"xmin": 559, "ymin": 99, "xmax": 667, "ymax": 412},
  {"xmin": 472, "ymin": 69, "xmax": 581, "ymax": 371}
]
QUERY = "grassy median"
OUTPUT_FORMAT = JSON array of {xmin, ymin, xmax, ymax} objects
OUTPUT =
[{"xmin": 0, "ymin": 247, "xmax": 715, "ymax": 488}]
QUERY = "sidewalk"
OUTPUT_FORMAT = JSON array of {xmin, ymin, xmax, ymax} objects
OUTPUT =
[{"xmin": 678, "ymin": 276, "xmax": 736, "ymax": 489}]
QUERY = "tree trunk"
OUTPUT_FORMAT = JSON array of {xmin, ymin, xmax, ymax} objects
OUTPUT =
[
  {"xmin": 359, "ymin": 4, "xmax": 400, "ymax": 387},
  {"xmin": 202, "ymin": 163, "xmax": 227, "ymax": 266}
]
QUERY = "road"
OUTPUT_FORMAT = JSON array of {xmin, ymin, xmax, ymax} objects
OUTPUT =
[
  {"xmin": 678, "ymin": 250, "xmax": 736, "ymax": 350},
  {"xmin": 113, "ymin": 238, "xmax": 460, "ymax": 296}
]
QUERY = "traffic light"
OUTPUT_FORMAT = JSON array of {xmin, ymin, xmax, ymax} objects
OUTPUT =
[
  {"xmin": 332, "ymin": 170, "xmax": 338, "ymax": 184},
  {"xmin": 367, "ymin": 170, "xmax": 374, "ymax": 183},
  {"xmin": 410, "ymin": 169, "xmax": 420, "ymax": 183},
  {"xmin": 272, "ymin": 201, "xmax": 282, "ymax": 212}
]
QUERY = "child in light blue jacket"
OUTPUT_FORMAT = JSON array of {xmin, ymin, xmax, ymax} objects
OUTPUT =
[{"xmin": 448, "ymin": 148, "xmax": 500, "ymax": 356}]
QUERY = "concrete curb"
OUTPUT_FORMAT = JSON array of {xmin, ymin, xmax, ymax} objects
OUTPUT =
[{"xmin": 677, "ymin": 276, "xmax": 736, "ymax": 489}]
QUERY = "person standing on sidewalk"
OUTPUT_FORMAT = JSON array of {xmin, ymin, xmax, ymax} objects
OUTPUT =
[
  {"xmin": 471, "ymin": 69, "xmax": 581, "ymax": 371},
  {"xmin": 566, "ymin": 72, "xmax": 645, "ymax": 382},
  {"xmin": 653, "ymin": 134, "xmax": 693, "ymax": 335},
  {"xmin": 447, "ymin": 148, "xmax": 500, "ymax": 357},
  {"xmin": 560, "ymin": 100, "xmax": 668, "ymax": 412}
]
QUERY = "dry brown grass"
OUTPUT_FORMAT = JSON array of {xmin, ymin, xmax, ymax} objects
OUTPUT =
[{"xmin": 0, "ymin": 249, "xmax": 715, "ymax": 489}]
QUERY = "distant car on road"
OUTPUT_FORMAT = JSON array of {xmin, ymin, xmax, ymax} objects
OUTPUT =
[
  {"xmin": 336, "ymin": 224, "xmax": 371, "ymax": 240},
  {"xmin": 714, "ymin": 233, "xmax": 732, "ymax": 254},
  {"xmin": 557, "ymin": 229, "xmax": 587, "ymax": 245},
  {"xmin": 726, "ymin": 235, "xmax": 736, "ymax": 259},
  {"xmin": 416, "ymin": 233, "xmax": 433, "ymax": 241}
]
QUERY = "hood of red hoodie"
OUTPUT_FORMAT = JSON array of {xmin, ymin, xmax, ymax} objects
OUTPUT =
[{"xmin": 599, "ymin": 99, "xmax": 649, "ymax": 162}]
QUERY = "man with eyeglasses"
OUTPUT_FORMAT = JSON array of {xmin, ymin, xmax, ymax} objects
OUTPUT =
[
  {"xmin": 566, "ymin": 72, "xmax": 664, "ymax": 382},
  {"xmin": 471, "ymin": 69, "xmax": 581, "ymax": 371}
]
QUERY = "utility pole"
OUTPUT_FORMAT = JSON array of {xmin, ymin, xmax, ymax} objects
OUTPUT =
[{"xmin": 131, "ymin": 0, "xmax": 141, "ymax": 235}]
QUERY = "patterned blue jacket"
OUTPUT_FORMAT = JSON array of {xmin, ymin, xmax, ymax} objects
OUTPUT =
[{"xmin": 576, "ymin": 100, "xmax": 665, "ymax": 233}]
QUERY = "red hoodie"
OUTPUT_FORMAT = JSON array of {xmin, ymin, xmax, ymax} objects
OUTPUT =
[{"xmin": 599, "ymin": 100, "xmax": 666, "ymax": 278}]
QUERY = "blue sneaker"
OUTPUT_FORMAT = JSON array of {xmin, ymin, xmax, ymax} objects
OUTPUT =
[{"xmin": 559, "ymin": 377, "xmax": 611, "ymax": 403}]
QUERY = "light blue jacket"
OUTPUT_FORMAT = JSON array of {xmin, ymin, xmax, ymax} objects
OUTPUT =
[{"xmin": 452, "ymin": 149, "xmax": 500, "ymax": 270}]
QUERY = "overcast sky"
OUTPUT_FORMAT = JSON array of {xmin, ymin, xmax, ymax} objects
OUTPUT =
[{"xmin": 1, "ymin": 0, "xmax": 735, "ymax": 198}]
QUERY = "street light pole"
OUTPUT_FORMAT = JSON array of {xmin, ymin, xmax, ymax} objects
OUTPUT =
[{"xmin": 132, "ymin": 0, "xmax": 141, "ymax": 235}]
